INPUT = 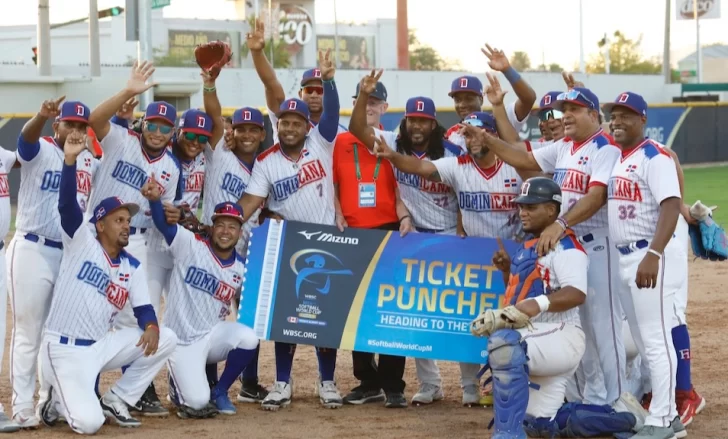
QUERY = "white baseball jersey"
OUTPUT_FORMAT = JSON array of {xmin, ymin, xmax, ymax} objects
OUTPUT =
[
  {"xmin": 446, "ymin": 102, "xmax": 527, "ymax": 150},
  {"xmin": 531, "ymin": 233, "xmax": 588, "ymax": 326},
  {"xmin": 607, "ymin": 139, "xmax": 681, "ymax": 246},
  {"xmin": 15, "ymin": 136, "xmax": 96, "ymax": 241},
  {"xmin": 267, "ymin": 106, "xmax": 347, "ymax": 145},
  {"xmin": 201, "ymin": 140, "xmax": 261, "ymax": 235},
  {"xmin": 529, "ymin": 129, "xmax": 621, "ymax": 236},
  {"xmin": 245, "ymin": 132, "xmax": 335, "ymax": 225},
  {"xmin": 91, "ymin": 123, "xmax": 182, "ymax": 252},
  {"xmin": 44, "ymin": 221, "xmax": 150, "ymax": 341},
  {"xmin": 374, "ymin": 128, "xmax": 463, "ymax": 231},
  {"xmin": 432, "ymin": 156, "xmax": 522, "ymax": 239},
  {"xmin": 0, "ymin": 148, "xmax": 17, "ymax": 238},
  {"xmin": 163, "ymin": 226, "xmax": 245, "ymax": 345},
  {"xmin": 179, "ymin": 151, "xmax": 205, "ymax": 211},
  {"xmin": 78, "ymin": 156, "xmax": 100, "ymax": 214}
]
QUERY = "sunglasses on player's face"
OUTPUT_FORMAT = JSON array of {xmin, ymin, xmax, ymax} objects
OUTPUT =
[
  {"xmin": 538, "ymin": 109, "xmax": 564, "ymax": 122},
  {"xmin": 301, "ymin": 85, "xmax": 324, "ymax": 95},
  {"xmin": 182, "ymin": 131, "xmax": 209, "ymax": 144},
  {"xmin": 145, "ymin": 122, "xmax": 173, "ymax": 135}
]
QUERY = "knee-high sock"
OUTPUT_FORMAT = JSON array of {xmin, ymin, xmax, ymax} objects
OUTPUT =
[
  {"xmin": 274, "ymin": 342, "xmax": 296, "ymax": 383},
  {"xmin": 316, "ymin": 348, "xmax": 337, "ymax": 382},
  {"xmin": 672, "ymin": 324, "xmax": 692, "ymax": 391},
  {"xmin": 242, "ymin": 344, "xmax": 260, "ymax": 382},
  {"xmin": 215, "ymin": 348, "xmax": 256, "ymax": 393}
]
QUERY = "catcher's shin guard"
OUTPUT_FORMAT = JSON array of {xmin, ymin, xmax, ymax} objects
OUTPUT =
[
  {"xmin": 524, "ymin": 403, "xmax": 636, "ymax": 438},
  {"xmin": 488, "ymin": 329, "xmax": 529, "ymax": 439}
]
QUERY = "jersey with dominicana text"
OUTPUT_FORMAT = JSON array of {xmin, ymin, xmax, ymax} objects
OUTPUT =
[
  {"xmin": 446, "ymin": 102, "xmax": 527, "ymax": 150},
  {"xmin": 179, "ymin": 151, "xmax": 205, "ymax": 211},
  {"xmin": 0, "ymin": 148, "xmax": 17, "ymax": 239}
]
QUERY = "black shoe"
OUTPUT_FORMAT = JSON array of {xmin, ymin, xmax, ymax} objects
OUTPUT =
[
  {"xmin": 237, "ymin": 380, "xmax": 269, "ymax": 403},
  {"xmin": 384, "ymin": 392, "xmax": 408, "ymax": 408},
  {"xmin": 343, "ymin": 386, "xmax": 386, "ymax": 405},
  {"xmin": 40, "ymin": 386, "xmax": 59, "ymax": 427},
  {"xmin": 129, "ymin": 383, "xmax": 169, "ymax": 417}
]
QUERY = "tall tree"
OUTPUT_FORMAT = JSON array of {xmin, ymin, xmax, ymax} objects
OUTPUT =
[
  {"xmin": 510, "ymin": 51, "xmax": 531, "ymax": 72},
  {"xmin": 586, "ymin": 31, "xmax": 661, "ymax": 74},
  {"xmin": 408, "ymin": 30, "xmax": 460, "ymax": 71}
]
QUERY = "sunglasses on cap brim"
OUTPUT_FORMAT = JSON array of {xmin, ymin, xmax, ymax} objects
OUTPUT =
[
  {"xmin": 145, "ymin": 122, "xmax": 173, "ymax": 135},
  {"xmin": 556, "ymin": 89, "xmax": 596, "ymax": 109},
  {"xmin": 538, "ymin": 109, "xmax": 564, "ymax": 122},
  {"xmin": 182, "ymin": 131, "xmax": 210, "ymax": 144},
  {"xmin": 462, "ymin": 118, "xmax": 496, "ymax": 133}
]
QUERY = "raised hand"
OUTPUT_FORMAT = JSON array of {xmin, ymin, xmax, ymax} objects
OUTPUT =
[
  {"xmin": 246, "ymin": 18, "xmax": 266, "ymax": 52},
  {"xmin": 492, "ymin": 237, "xmax": 511, "ymax": 272},
  {"xmin": 200, "ymin": 69, "xmax": 216, "ymax": 87},
  {"xmin": 141, "ymin": 173, "xmax": 162, "ymax": 201},
  {"xmin": 116, "ymin": 97, "xmax": 138, "ymax": 121},
  {"xmin": 318, "ymin": 48, "xmax": 336, "ymax": 80},
  {"xmin": 562, "ymin": 71, "xmax": 585, "ymax": 89},
  {"xmin": 485, "ymin": 72, "xmax": 507, "ymax": 106},
  {"xmin": 126, "ymin": 60, "xmax": 156, "ymax": 95},
  {"xmin": 372, "ymin": 134, "xmax": 395, "ymax": 159},
  {"xmin": 63, "ymin": 130, "xmax": 88, "ymax": 159},
  {"xmin": 223, "ymin": 129, "xmax": 234, "ymax": 150},
  {"xmin": 481, "ymin": 44, "xmax": 511, "ymax": 72},
  {"xmin": 39, "ymin": 96, "xmax": 65, "ymax": 119},
  {"xmin": 358, "ymin": 69, "xmax": 384, "ymax": 96}
]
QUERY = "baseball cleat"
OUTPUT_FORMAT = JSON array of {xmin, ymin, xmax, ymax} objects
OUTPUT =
[
  {"xmin": 12, "ymin": 408, "xmax": 39, "ymax": 429},
  {"xmin": 0, "ymin": 412, "xmax": 20, "ymax": 433},
  {"xmin": 261, "ymin": 381, "xmax": 292, "ymax": 411},
  {"xmin": 210, "ymin": 388, "xmax": 236, "ymax": 415},
  {"xmin": 641, "ymin": 392, "xmax": 652, "ymax": 411},
  {"xmin": 384, "ymin": 392, "xmax": 407, "ymax": 408},
  {"xmin": 462, "ymin": 384, "xmax": 481, "ymax": 407},
  {"xmin": 411, "ymin": 383, "xmax": 444, "ymax": 405},
  {"xmin": 129, "ymin": 383, "xmax": 169, "ymax": 417},
  {"xmin": 318, "ymin": 380, "xmax": 343, "ymax": 409},
  {"xmin": 671, "ymin": 416, "xmax": 687, "ymax": 439},
  {"xmin": 101, "ymin": 391, "xmax": 141, "ymax": 428},
  {"xmin": 237, "ymin": 381, "xmax": 269, "ymax": 403},
  {"xmin": 676, "ymin": 388, "xmax": 706, "ymax": 427},
  {"xmin": 343, "ymin": 387, "xmax": 385, "ymax": 405}
]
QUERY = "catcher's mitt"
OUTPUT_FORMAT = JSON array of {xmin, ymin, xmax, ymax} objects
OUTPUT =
[
  {"xmin": 176, "ymin": 403, "xmax": 219, "ymax": 419},
  {"xmin": 195, "ymin": 40, "xmax": 232, "ymax": 80},
  {"xmin": 470, "ymin": 306, "xmax": 532, "ymax": 337}
]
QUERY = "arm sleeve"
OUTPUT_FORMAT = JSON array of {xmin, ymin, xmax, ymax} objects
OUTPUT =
[
  {"xmin": 316, "ymin": 80, "xmax": 341, "ymax": 143},
  {"xmin": 431, "ymin": 157, "xmax": 459, "ymax": 188},
  {"xmin": 530, "ymin": 141, "xmax": 561, "ymax": 173},
  {"xmin": 16, "ymin": 134, "xmax": 41, "ymax": 163},
  {"xmin": 150, "ymin": 199, "xmax": 178, "ymax": 245},
  {"xmin": 588, "ymin": 145, "xmax": 621, "ymax": 188},
  {"xmin": 647, "ymin": 154, "xmax": 681, "ymax": 204},
  {"xmin": 245, "ymin": 161, "xmax": 271, "ymax": 198},
  {"xmin": 551, "ymin": 247, "xmax": 589, "ymax": 294},
  {"xmin": 58, "ymin": 162, "xmax": 84, "ymax": 238}
]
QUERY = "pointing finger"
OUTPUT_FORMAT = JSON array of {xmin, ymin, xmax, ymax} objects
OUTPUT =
[
  {"xmin": 54, "ymin": 95, "xmax": 66, "ymax": 105},
  {"xmin": 496, "ymin": 237, "xmax": 506, "ymax": 253}
]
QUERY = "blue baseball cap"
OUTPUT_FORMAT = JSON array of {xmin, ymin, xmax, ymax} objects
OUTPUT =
[
  {"xmin": 144, "ymin": 101, "xmax": 177, "ymax": 125},
  {"xmin": 178, "ymin": 109, "xmax": 212, "ymax": 136},
  {"xmin": 405, "ymin": 96, "xmax": 437, "ymax": 120},
  {"xmin": 538, "ymin": 91, "xmax": 563, "ymax": 110},
  {"xmin": 232, "ymin": 107, "xmax": 264, "ymax": 127},
  {"xmin": 211, "ymin": 202, "xmax": 244, "ymax": 224},
  {"xmin": 552, "ymin": 87, "xmax": 600, "ymax": 112},
  {"xmin": 448, "ymin": 75, "xmax": 483, "ymax": 97},
  {"xmin": 57, "ymin": 101, "xmax": 91, "ymax": 124},
  {"xmin": 462, "ymin": 112, "xmax": 497, "ymax": 133},
  {"xmin": 602, "ymin": 92, "xmax": 648, "ymax": 116},
  {"xmin": 90, "ymin": 196, "xmax": 140, "ymax": 224},
  {"xmin": 278, "ymin": 98, "xmax": 310, "ymax": 121},
  {"xmin": 353, "ymin": 82, "xmax": 388, "ymax": 102},
  {"xmin": 300, "ymin": 68, "xmax": 323, "ymax": 86}
]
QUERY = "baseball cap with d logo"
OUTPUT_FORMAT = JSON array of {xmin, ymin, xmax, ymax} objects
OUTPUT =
[
  {"xmin": 90, "ymin": 197, "xmax": 140, "ymax": 224},
  {"xmin": 405, "ymin": 97, "xmax": 437, "ymax": 120}
]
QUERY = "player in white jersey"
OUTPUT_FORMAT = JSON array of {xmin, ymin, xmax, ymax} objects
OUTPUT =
[
  {"xmin": 37, "ymin": 131, "xmax": 176, "ymax": 434},
  {"xmin": 142, "ymin": 177, "xmax": 259, "ymax": 417},
  {"xmin": 8, "ymin": 97, "xmax": 97, "ymax": 428},
  {"xmin": 174, "ymin": 109, "xmax": 210, "ymax": 212},
  {"xmin": 245, "ymin": 19, "xmax": 347, "ymax": 141},
  {"xmin": 605, "ymin": 92, "xmax": 689, "ymax": 439},
  {"xmin": 445, "ymin": 45, "xmax": 536, "ymax": 150},
  {"xmin": 87, "ymin": 61, "xmax": 182, "ymax": 415},
  {"xmin": 468, "ymin": 86, "xmax": 627, "ymax": 408},
  {"xmin": 470, "ymin": 176, "xmax": 645, "ymax": 439},
  {"xmin": 236, "ymin": 52, "xmax": 342, "ymax": 410},
  {"xmin": 535, "ymin": 91, "xmax": 565, "ymax": 143}
]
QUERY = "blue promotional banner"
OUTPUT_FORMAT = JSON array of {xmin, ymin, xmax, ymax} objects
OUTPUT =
[
  {"xmin": 643, "ymin": 107, "xmax": 686, "ymax": 147},
  {"xmin": 238, "ymin": 220, "xmax": 520, "ymax": 364}
]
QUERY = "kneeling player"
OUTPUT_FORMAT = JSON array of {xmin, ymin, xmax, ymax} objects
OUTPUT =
[
  {"xmin": 143, "ymin": 177, "xmax": 260, "ymax": 418},
  {"xmin": 471, "ymin": 177, "xmax": 644, "ymax": 438},
  {"xmin": 39, "ymin": 131, "xmax": 177, "ymax": 433}
]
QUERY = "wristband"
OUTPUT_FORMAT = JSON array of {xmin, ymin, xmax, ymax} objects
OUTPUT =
[
  {"xmin": 534, "ymin": 295, "xmax": 550, "ymax": 313},
  {"xmin": 503, "ymin": 66, "xmax": 522, "ymax": 84},
  {"xmin": 322, "ymin": 78, "xmax": 334, "ymax": 83},
  {"xmin": 398, "ymin": 215, "xmax": 411, "ymax": 223},
  {"xmin": 647, "ymin": 249, "xmax": 662, "ymax": 258},
  {"xmin": 203, "ymin": 86, "xmax": 216, "ymax": 93},
  {"xmin": 145, "ymin": 323, "xmax": 159, "ymax": 332},
  {"xmin": 555, "ymin": 217, "xmax": 568, "ymax": 230}
]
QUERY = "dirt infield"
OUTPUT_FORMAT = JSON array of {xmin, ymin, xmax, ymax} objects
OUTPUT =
[{"xmin": 0, "ymin": 257, "xmax": 725, "ymax": 439}]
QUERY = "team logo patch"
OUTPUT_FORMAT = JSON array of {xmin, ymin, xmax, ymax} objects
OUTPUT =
[
  {"xmin": 197, "ymin": 116, "xmax": 206, "ymax": 128},
  {"xmin": 158, "ymin": 104, "xmax": 167, "ymax": 116},
  {"xmin": 416, "ymin": 100, "xmax": 425, "ymax": 112},
  {"xmin": 504, "ymin": 178, "xmax": 518, "ymax": 188},
  {"xmin": 288, "ymin": 100, "xmax": 297, "ymax": 110},
  {"xmin": 75, "ymin": 104, "xmax": 85, "ymax": 116},
  {"xmin": 313, "ymin": 69, "xmax": 321, "ymax": 78},
  {"xmin": 626, "ymin": 164, "xmax": 638, "ymax": 173},
  {"xmin": 618, "ymin": 93, "xmax": 630, "ymax": 103},
  {"xmin": 119, "ymin": 272, "xmax": 130, "ymax": 282},
  {"xmin": 543, "ymin": 95, "xmax": 552, "ymax": 105},
  {"xmin": 520, "ymin": 182, "xmax": 530, "ymax": 196},
  {"xmin": 243, "ymin": 110, "xmax": 252, "ymax": 121},
  {"xmin": 160, "ymin": 171, "xmax": 171, "ymax": 182},
  {"xmin": 578, "ymin": 156, "xmax": 589, "ymax": 165},
  {"xmin": 95, "ymin": 207, "xmax": 106, "ymax": 221},
  {"xmin": 459, "ymin": 77, "xmax": 468, "ymax": 88}
]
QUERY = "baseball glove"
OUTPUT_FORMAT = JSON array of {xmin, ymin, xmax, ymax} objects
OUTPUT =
[
  {"xmin": 470, "ymin": 306, "xmax": 532, "ymax": 337},
  {"xmin": 178, "ymin": 204, "xmax": 209, "ymax": 236},
  {"xmin": 688, "ymin": 200, "xmax": 727, "ymax": 261},
  {"xmin": 177, "ymin": 403, "xmax": 219, "ymax": 419},
  {"xmin": 194, "ymin": 40, "xmax": 232, "ymax": 80}
]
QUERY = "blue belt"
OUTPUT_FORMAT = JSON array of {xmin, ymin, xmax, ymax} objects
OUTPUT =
[
  {"xmin": 24, "ymin": 234, "xmax": 63, "ymax": 249},
  {"xmin": 130, "ymin": 227, "xmax": 147, "ymax": 235},
  {"xmin": 616, "ymin": 239, "xmax": 649, "ymax": 255},
  {"xmin": 59, "ymin": 336, "xmax": 95, "ymax": 346},
  {"xmin": 415, "ymin": 227, "xmax": 444, "ymax": 234}
]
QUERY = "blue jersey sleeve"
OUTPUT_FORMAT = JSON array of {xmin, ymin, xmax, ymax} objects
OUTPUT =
[
  {"xmin": 58, "ymin": 162, "xmax": 83, "ymax": 237},
  {"xmin": 16, "ymin": 134, "xmax": 41, "ymax": 162},
  {"xmin": 150, "ymin": 199, "xmax": 178, "ymax": 245},
  {"xmin": 318, "ymin": 79, "xmax": 341, "ymax": 143}
]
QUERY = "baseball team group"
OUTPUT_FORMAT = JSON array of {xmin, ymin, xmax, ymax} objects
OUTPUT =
[{"xmin": 0, "ymin": 19, "xmax": 722, "ymax": 439}]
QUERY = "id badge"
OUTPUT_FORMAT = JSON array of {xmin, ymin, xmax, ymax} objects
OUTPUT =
[{"xmin": 358, "ymin": 182, "xmax": 376, "ymax": 208}]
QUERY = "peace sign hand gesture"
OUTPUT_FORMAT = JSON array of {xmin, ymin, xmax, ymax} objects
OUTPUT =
[
  {"xmin": 39, "ymin": 96, "xmax": 66, "ymax": 119},
  {"xmin": 246, "ymin": 18, "xmax": 266, "ymax": 52},
  {"xmin": 562, "ymin": 72, "xmax": 585, "ymax": 89},
  {"xmin": 481, "ymin": 44, "xmax": 511, "ymax": 72},
  {"xmin": 318, "ymin": 49, "xmax": 336, "ymax": 80},
  {"xmin": 358, "ymin": 69, "xmax": 384, "ymax": 96},
  {"xmin": 485, "ymin": 72, "xmax": 507, "ymax": 106},
  {"xmin": 126, "ymin": 61, "xmax": 156, "ymax": 95}
]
